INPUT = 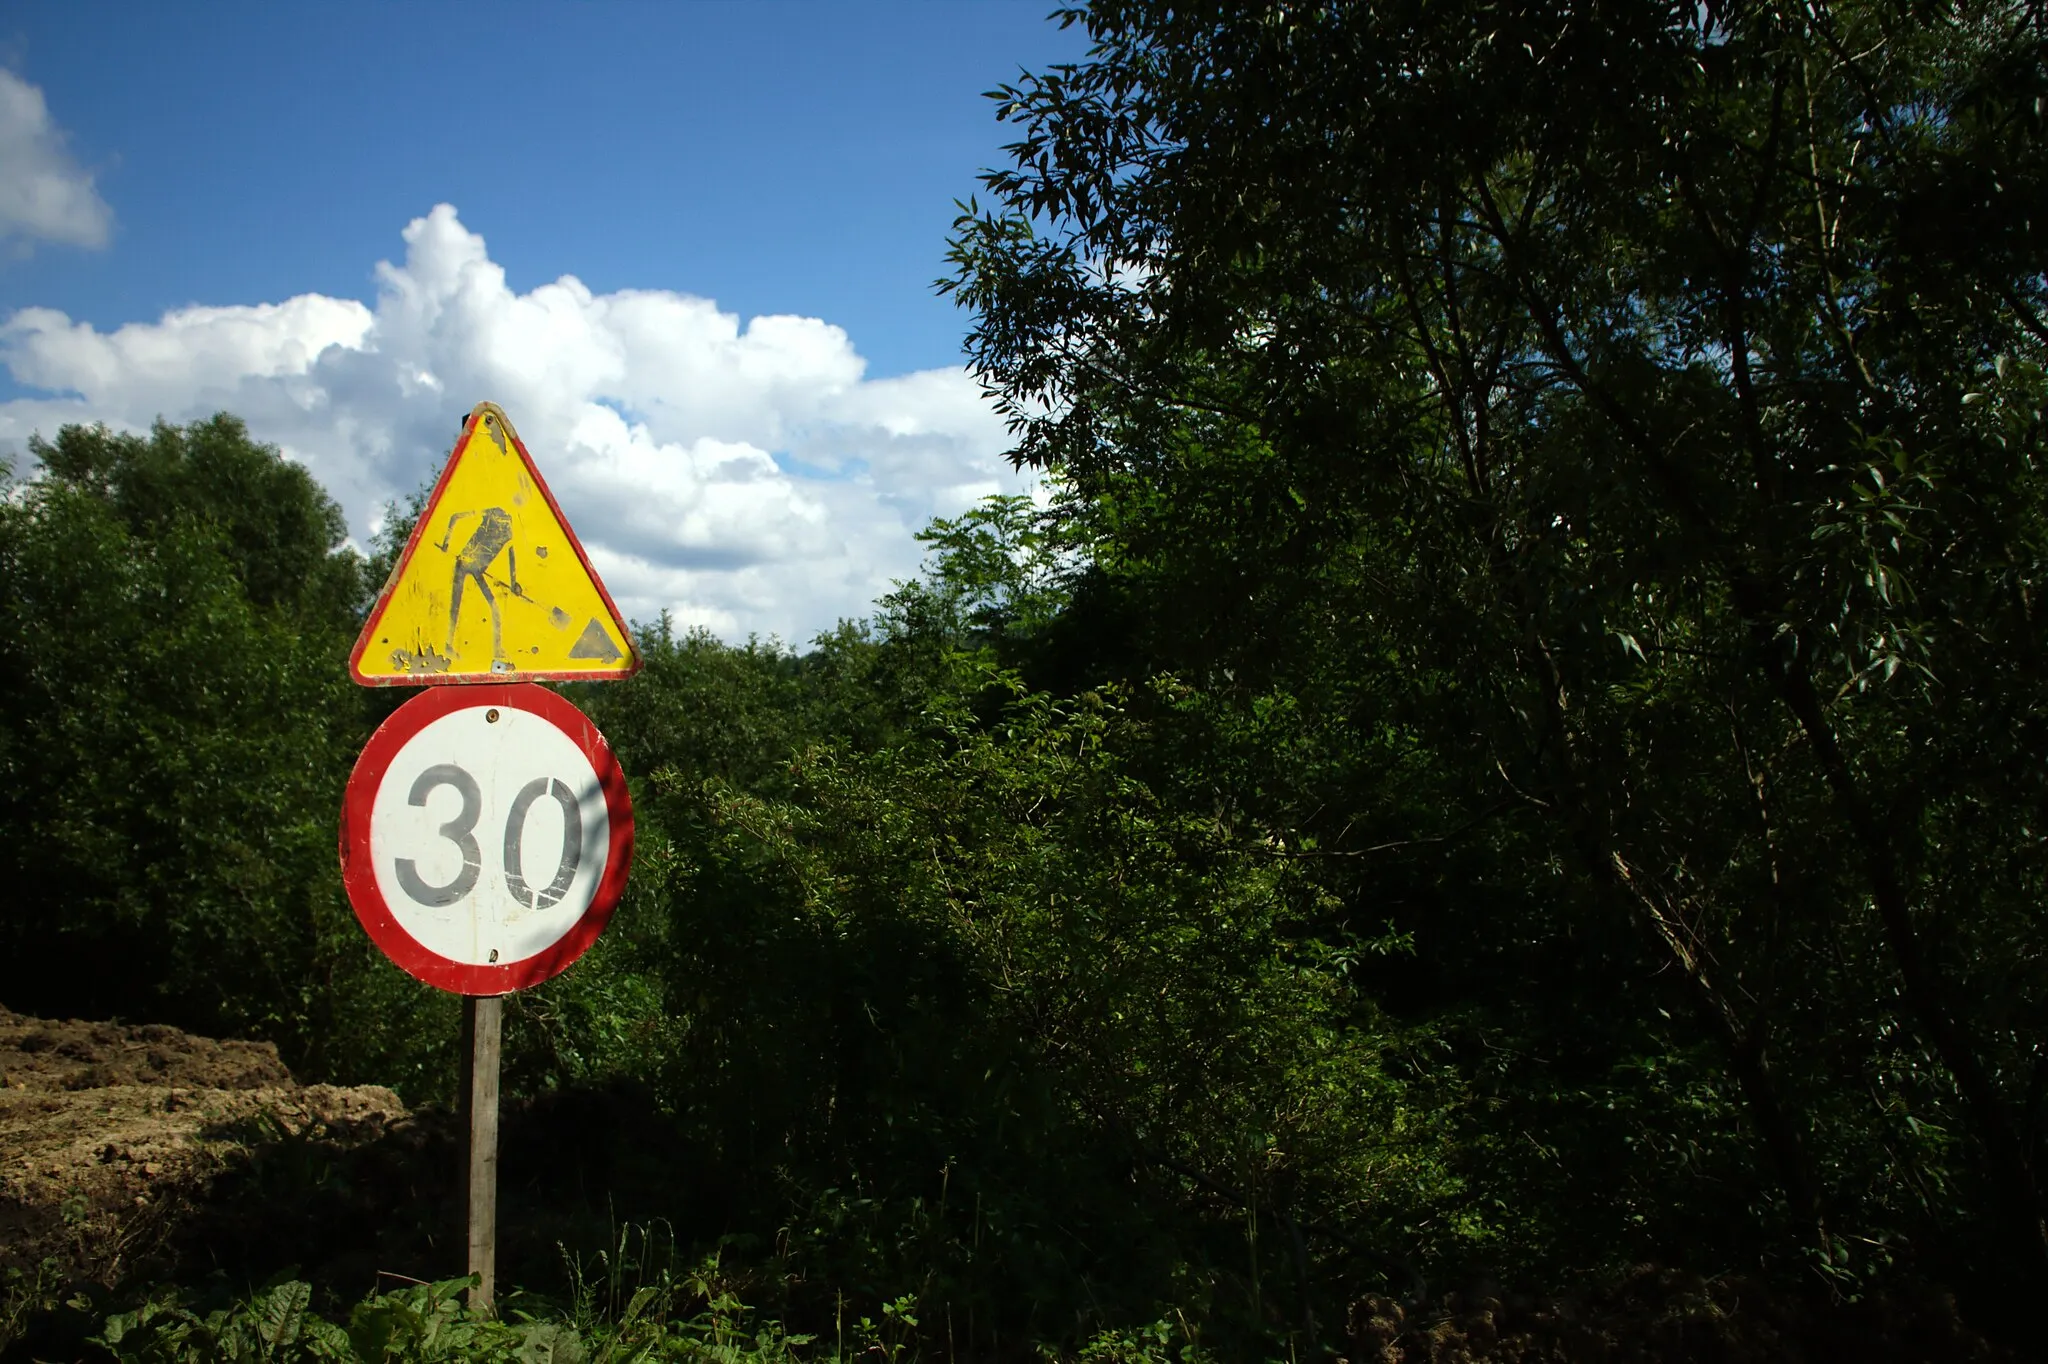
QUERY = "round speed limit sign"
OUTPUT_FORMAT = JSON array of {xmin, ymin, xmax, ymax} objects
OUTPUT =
[{"xmin": 340, "ymin": 684, "xmax": 633, "ymax": 994}]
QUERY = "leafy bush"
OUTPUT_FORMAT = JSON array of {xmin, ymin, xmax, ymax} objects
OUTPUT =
[{"xmin": 89, "ymin": 1268, "xmax": 810, "ymax": 1364}]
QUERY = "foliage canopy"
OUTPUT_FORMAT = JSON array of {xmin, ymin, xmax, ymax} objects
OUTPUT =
[{"xmin": 945, "ymin": 0, "xmax": 2048, "ymax": 1316}]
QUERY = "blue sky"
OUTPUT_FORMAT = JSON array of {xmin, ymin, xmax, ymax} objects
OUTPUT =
[{"xmin": 0, "ymin": 3, "xmax": 1087, "ymax": 640}]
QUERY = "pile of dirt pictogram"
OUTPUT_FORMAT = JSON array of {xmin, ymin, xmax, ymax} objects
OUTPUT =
[{"xmin": 0, "ymin": 1005, "xmax": 411, "ymax": 1298}]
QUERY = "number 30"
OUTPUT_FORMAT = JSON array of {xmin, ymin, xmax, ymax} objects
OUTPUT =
[{"xmin": 395, "ymin": 763, "xmax": 583, "ymax": 911}]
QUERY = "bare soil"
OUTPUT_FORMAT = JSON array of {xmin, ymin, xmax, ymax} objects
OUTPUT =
[
  {"xmin": 0, "ymin": 1006, "xmax": 678, "ymax": 1357},
  {"xmin": 0, "ymin": 1005, "xmax": 407, "ymax": 1295}
]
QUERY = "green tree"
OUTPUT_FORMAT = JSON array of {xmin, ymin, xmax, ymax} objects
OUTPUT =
[
  {"xmin": 949, "ymin": 0, "xmax": 2048, "ymax": 1305},
  {"xmin": 0, "ymin": 418, "xmax": 436, "ymax": 1082}
]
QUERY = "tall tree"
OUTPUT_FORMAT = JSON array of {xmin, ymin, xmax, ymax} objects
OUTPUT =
[
  {"xmin": 950, "ymin": 0, "xmax": 2048, "ymax": 1292},
  {"xmin": 0, "ymin": 418, "xmax": 413, "ymax": 1076}
]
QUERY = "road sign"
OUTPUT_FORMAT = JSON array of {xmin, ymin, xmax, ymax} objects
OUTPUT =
[
  {"xmin": 351, "ymin": 402, "xmax": 642, "ymax": 685},
  {"xmin": 339, "ymin": 683, "xmax": 633, "ymax": 995}
]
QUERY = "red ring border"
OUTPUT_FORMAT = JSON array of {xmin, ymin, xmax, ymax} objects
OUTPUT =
[{"xmin": 340, "ymin": 683, "xmax": 634, "ymax": 995}]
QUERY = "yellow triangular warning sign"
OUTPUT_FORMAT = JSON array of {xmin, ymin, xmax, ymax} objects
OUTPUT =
[{"xmin": 350, "ymin": 402, "xmax": 642, "ymax": 685}]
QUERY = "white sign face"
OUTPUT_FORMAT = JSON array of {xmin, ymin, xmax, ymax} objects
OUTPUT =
[{"xmin": 367, "ymin": 703, "xmax": 612, "ymax": 968}]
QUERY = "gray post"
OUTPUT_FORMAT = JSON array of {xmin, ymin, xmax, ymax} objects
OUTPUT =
[{"xmin": 458, "ymin": 994, "xmax": 502, "ymax": 1315}]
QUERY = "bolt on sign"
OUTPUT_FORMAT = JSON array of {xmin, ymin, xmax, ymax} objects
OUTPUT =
[
  {"xmin": 351, "ymin": 402, "xmax": 642, "ymax": 684},
  {"xmin": 339, "ymin": 401, "xmax": 640, "ymax": 1316}
]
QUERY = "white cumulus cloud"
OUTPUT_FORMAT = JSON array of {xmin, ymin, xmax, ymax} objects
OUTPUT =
[
  {"xmin": 0, "ymin": 70, "xmax": 113, "ymax": 252},
  {"xmin": 0, "ymin": 204, "xmax": 1023, "ymax": 642}
]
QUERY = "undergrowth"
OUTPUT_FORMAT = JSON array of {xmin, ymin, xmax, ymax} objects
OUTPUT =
[{"xmin": 71, "ymin": 1271, "xmax": 1200, "ymax": 1364}]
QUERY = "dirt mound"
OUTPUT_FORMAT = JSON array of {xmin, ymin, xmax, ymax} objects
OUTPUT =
[
  {"xmin": 0, "ymin": 1011, "xmax": 295, "ymax": 1093},
  {"xmin": 0, "ymin": 1005, "xmax": 407, "ymax": 1300}
]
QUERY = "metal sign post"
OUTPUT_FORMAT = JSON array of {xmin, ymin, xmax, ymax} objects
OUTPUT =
[{"xmin": 340, "ymin": 403, "xmax": 640, "ymax": 1315}]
